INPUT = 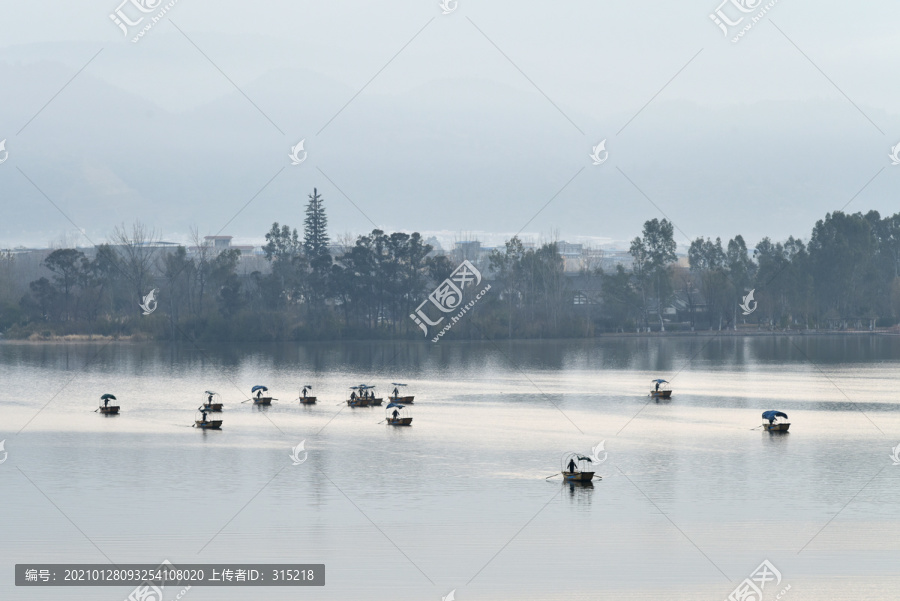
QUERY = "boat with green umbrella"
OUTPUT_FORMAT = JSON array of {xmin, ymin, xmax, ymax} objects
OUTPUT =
[
  {"xmin": 98, "ymin": 394, "xmax": 120, "ymax": 415},
  {"xmin": 298, "ymin": 385, "xmax": 316, "ymax": 405},
  {"xmin": 561, "ymin": 452, "xmax": 596, "ymax": 482}
]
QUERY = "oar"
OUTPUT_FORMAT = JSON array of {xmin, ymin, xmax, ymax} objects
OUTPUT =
[
  {"xmin": 241, "ymin": 398, "xmax": 253, "ymax": 403},
  {"xmin": 545, "ymin": 473, "xmax": 561, "ymax": 479}
]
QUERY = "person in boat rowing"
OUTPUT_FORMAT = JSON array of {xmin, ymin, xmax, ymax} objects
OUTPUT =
[
  {"xmin": 567, "ymin": 457, "xmax": 577, "ymax": 473},
  {"xmin": 103, "ymin": 398, "xmax": 109, "ymax": 408},
  {"xmin": 350, "ymin": 391, "xmax": 357, "ymax": 400},
  {"xmin": 302, "ymin": 387, "xmax": 307, "ymax": 399},
  {"xmin": 768, "ymin": 414, "xmax": 776, "ymax": 425},
  {"xmin": 200, "ymin": 410, "xmax": 208, "ymax": 424},
  {"xmin": 655, "ymin": 381, "xmax": 660, "ymax": 392},
  {"xmin": 256, "ymin": 389, "xmax": 262, "ymax": 399},
  {"xmin": 208, "ymin": 393, "xmax": 214, "ymax": 404}
]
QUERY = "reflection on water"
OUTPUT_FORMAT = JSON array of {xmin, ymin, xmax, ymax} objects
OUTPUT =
[{"xmin": 1, "ymin": 336, "xmax": 900, "ymax": 600}]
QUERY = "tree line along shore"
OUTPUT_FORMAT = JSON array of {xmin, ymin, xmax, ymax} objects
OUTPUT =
[{"xmin": 1, "ymin": 191, "xmax": 899, "ymax": 341}]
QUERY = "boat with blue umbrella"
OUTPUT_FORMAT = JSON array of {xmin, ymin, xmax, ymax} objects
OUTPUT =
[
  {"xmin": 385, "ymin": 402, "xmax": 412, "ymax": 426},
  {"xmin": 250, "ymin": 385, "xmax": 273, "ymax": 406},
  {"xmin": 650, "ymin": 379, "xmax": 672, "ymax": 398},
  {"xmin": 762, "ymin": 410, "xmax": 790, "ymax": 432},
  {"xmin": 389, "ymin": 382, "xmax": 415, "ymax": 404}
]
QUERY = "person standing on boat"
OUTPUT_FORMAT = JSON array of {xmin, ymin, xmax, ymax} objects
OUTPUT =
[
  {"xmin": 655, "ymin": 381, "xmax": 660, "ymax": 392},
  {"xmin": 392, "ymin": 409, "xmax": 400, "ymax": 420},
  {"xmin": 256, "ymin": 389, "xmax": 262, "ymax": 400},
  {"xmin": 200, "ymin": 410, "xmax": 208, "ymax": 424},
  {"xmin": 567, "ymin": 458, "xmax": 577, "ymax": 473},
  {"xmin": 302, "ymin": 387, "xmax": 307, "ymax": 399},
  {"xmin": 350, "ymin": 391, "xmax": 357, "ymax": 400},
  {"xmin": 392, "ymin": 387, "xmax": 399, "ymax": 398},
  {"xmin": 103, "ymin": 398, "xmax": 109, "ymax": 408},
  {"xmin": 207, "ymin": 393, "xmax": 213, "ymax": 404}
]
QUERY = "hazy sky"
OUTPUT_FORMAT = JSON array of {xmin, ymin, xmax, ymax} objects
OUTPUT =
[{"xmin": 2, "ymin": 1, "xmax": 899, "ymax": 250}]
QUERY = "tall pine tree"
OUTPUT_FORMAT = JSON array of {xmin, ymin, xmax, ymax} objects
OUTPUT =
[{"xmin": 303, "ymin": 188, "xmax": 332, "ymax": 316}]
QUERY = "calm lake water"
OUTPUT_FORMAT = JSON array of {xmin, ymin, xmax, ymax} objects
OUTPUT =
[{"xmin": 2, "ymin": 336, "xmax": 899, "ymax": 601}]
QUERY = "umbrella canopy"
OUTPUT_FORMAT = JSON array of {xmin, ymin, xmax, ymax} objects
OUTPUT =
[
  {"xmin": 762, "ymin": 410, "xmax": 788, "ymax": 420},
  {"xmin": 386, "ymin": 403, "xmax": 405, "ymax": 410},
  {"xmin": 204, "ymin": 390, "xmax": 217, "ymax": 395},
  {"xmin": 251, "ymin": 385, "xmax": 268, "ymax": 393},
  {"xmin": 100, "ymin": 394, "xmax": 117, "ymax": 400},
  {"xmin": 390, "ymin": 382, "xmax": 407, "ymax": 386},
  {"xmin": 651, "ymin": 379, "xmax": 669, "ymax": 384},
  {"xmin": 576, "ymin": 455, "xmax": 593, "ymax": 463}
]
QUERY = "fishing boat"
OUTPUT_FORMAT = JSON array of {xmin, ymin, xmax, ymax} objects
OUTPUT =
[
  {"xmin": 194, "ymin": 408, "xmax": 222, "ymax": 430},
  {"xmin": 200, "ymin": 390, "xmax": 223, "ymax": 412},
  {"xmin": 98, "ymin": 393, "xmax": 120, "ymax": 415},
  {"xmin": 561, "ymin": 452, "xmax": 596, "ymax": 482},
  {"xmin": 251, "ymin": 385, "xmax": 273, "ymax": 406},
  {"xmin": 348, "ymin": 385, "xmax": 378, "ymax": 407},
  {"xmin": 650, "ymin": 378, "xmax": 672, "ymax": 399},
  {"xmin": 385, "ymin": 402, "xmax": 413, "ymax": 426},
  {"xmin": 762, "ymin": 410, "xmax": 790, "ymax": 432},
  {"xmin": 389, "ymin": 382, "xmax": 415, "ymax": 404},
  {"xmin": 298, "ymin": 385, "xmax": 317, "ymax": 405}
]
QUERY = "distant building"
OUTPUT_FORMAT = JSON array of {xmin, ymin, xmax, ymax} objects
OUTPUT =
[{"xmin": 204, "ymin": 235, "xmax": 233, "ymax": 249}]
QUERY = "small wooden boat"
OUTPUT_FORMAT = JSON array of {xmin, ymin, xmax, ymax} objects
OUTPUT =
[
  {"xmin": 560, "ymin": 452, "xmax": 597, "ymax": 482},
  {"xmin": 763, "ymin": 422, "xmax": 790, "ymax": 432},
  {"xmin": 348, "ymin": 384, "xmax": 377, "ymax": 407},
  {"xmin": 385, "ymin": 402, "xmax": 413, "ymax": 426},
  {"xmin": 389, "ymin": 382, "xmax": 415, "ymax": 404},
  {"xmin": 98, "ymin": 394, "xmax": 120, "ymax": 415},
  {"xmin": 251, "ymin": 385, "xmax": 273, "ymax": 405},
  {"xmin": 650, "ymin": 379, "xmax": 672, "ymax": 398},
  {"xmin": 195, "ymin": 419, "xmax": 222, "ymax": 430},
  {"xmin": 299, "ymin": 385, "xmax": 317, "ymax": 405},
  {"xmin": 200, "ymin": 390, "xmax": 223, "ymax": 412},
  {"xmin": 762, "ymin": 410, "xmax": 790, "ymax": 432}
]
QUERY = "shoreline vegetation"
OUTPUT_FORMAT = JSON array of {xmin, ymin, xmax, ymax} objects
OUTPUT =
[{"xmin": 3, "ymin": 191, "xmax": 900, "ymax": 342}]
